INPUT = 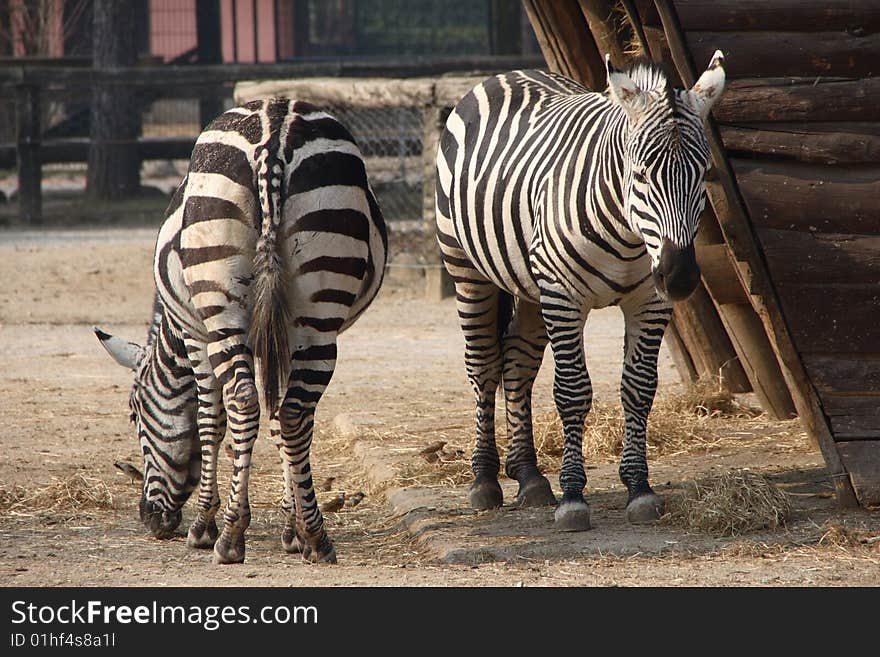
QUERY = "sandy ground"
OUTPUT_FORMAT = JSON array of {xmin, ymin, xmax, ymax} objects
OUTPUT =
[{"xmin": 1, "ymin": 225, "xmax": 878, "ymax": 587}]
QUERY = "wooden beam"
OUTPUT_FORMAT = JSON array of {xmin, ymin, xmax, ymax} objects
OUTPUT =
[
  {"xmin": 653, "ymin": 0, "xmax": 859, "ymax": 506},
  {"xmin": 837, "ymin": 441, "xmax": 880, "ymax": 506},
  {"xmin": 16, "ymin": 85, "xmax": 41, "ymax": 224},
  {"xmin": 713, "ymin": 77, "xmax": 880, "ymax": 124},
  {"xmin": 522, "ymin": 0, "xmax": 605, "ymax": 89},
  {"xmin": 577, "ymin": 0, "xmax": 627, "ymax": 68},
  {"xmin": 720, "ymin": 123, "xmax": 880, "ymax": 165},
  {"xmin": 672, "ymin": 1, "xmax": 880, "ymax": 33}
]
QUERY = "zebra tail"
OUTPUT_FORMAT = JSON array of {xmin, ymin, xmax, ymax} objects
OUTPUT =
[{"xmin": 249, "ymin": 150, "xmax": 291, "ymax": 415}]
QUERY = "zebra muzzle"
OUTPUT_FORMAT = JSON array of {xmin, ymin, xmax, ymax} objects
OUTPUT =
[
  {"xmin": 652, "ymin": 240, "xmax": 700, "ymax": 302},
  {"xmin": 139, "ymin": 497, "xmax": 182, "ymax": 539}
]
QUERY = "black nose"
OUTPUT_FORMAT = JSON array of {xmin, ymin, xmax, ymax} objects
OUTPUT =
[
  {"xmin": 139, "ymin": 496, "xmax": 182, "ymax": 539},
  {"xmin": 652, "ymin": 239, "xmax": 700, "ymax": 301}
]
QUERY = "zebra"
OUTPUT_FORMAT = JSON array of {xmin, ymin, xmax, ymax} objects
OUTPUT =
[
  {"xmin": 95, "ymin": 98, "xmax": 387, "ymax": 564},
  {"xmin": 435, "ymin": 52, "xmax": 725, "ymax": 530}
]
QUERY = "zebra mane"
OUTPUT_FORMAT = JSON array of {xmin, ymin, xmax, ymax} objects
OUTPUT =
[
  {"xmin": 622, "ymin": 58, "xmax": 676, "ymax": 112},
  {"xmin": 145, "ymin": 292, "xmax": 163, "ymax": 347}
]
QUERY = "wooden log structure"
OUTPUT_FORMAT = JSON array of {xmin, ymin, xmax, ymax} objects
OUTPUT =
[{"xmin": 526, "ymin": 0, "xmax": 880, "ymax": 507}]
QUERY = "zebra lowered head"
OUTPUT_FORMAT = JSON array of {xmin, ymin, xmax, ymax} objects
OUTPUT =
[
  {"xmin": 96, "ymin": 309, "xmax": 199, "ymax": 540},
  {"xmin": 606, "ymin": 50, "xmax": 725, "ymax": 301}
]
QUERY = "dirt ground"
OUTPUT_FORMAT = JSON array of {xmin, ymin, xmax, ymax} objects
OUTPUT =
[{"xmin": 1, "ymin": 224, "xmax": 879, "ymax": 587}]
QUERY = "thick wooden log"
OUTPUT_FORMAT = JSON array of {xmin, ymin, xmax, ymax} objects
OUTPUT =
[
  {"xmin": 720, "ymin": 123, "xmax": 880, "ymax": 165},
  {"xmin": 682, "ymin": 30, "xmax": 880, "ymax": 79},
  {"xmin": 775, "ymin": 284, "xmax": 879, "ymax": 354},
  {"xmin": 804, "ymin": 355, "xmax": 880, "ymax": 396},
  {"xmin": 664, "ymin": 320, "xmax": 699, "ymax": 384},
  {"xmin": 822, "ymin": 398, "xmax": 880, "ymax": 441},
  {"xmin": 758, "ymin": 229, "xmax": 880, "ymax": 285},
  {"xmin": 671, "ymin": 1, "xmax": 880, "ymax": 33},
  {"xmin": 713, "ymin": 77, "xmax": 880, "ymax": 124},
  {"xmin": 713, "ymin": 302, "xmax": 796, "ymax": 418},
  {"xmin": 578, "ymin": 0, "xmax": 627, "ymax": 68},
  {"xmin": 734, "ymin": 159, "xmax": 880, "ymax": 234},
  {"xmin": 671, "ymin": 284, "xmax": 751, "ymax": 393},
  {"xmin": 522, "ymin": 0, "xmax": 606, "ymax": 89},
  {"xmin": 696, "ymin": 243, "xmax": 746, "ymax": 305},
  {"xmin": 837, "ymin": 441, "xmax": 880, "ymax": 506},
  {"xmin": 654, "ymin": 0, "xmax": 859, "ymax": 506}
]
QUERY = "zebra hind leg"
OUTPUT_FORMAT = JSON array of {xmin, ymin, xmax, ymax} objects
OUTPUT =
[
  {"xmin": 456, "ymin": 280, "xmax": 505, "ymax": 510},
  {"xmin": 213, "ymin": 375, "xmax": 261, "ymax": 564},
  {"xmin": 501, "ymin": 297, "xmax": 555, "ymax": 508},
  {"xmin": 278, "ymin": 343, "xmax": 337, "ymax": 563}
]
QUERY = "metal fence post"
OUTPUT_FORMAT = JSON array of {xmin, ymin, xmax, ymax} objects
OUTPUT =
[{"xmin": 16, "ymin": 84, "xmax": 41, "ymax": 224}]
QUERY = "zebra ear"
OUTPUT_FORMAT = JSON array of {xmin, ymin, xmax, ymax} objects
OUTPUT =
[
  {"xmin": 605, "ymin": 54, "xmax": 649, "ymax": 123},
  {"xmin": 687, "ymin": 50, "xmax": 726, "ymax": 119},
  {"xmin": 94, "ymin": 327, "xmax": 144, "ymax": 370}
]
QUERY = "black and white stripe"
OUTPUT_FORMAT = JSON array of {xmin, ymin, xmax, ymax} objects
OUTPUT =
[
  {"xmin": 435, "ymin": 54, "xmax": 725, "ymax": 528},
  {"xmin": 97, "ymin": 98, "xmax": 387, "ymax": 563}
]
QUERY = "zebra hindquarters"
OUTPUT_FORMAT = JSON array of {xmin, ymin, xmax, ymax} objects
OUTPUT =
[{"xmin": 273, "ymin": 211, "xmax": 374, "ymax": 563}]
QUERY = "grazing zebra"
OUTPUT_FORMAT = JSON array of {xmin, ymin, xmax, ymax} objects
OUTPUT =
[
  {"xmin": 435, "ymin": 53, "xmax": 725, "ymax": 530},
  {"xmin": 95, "ymin": 98, "xmax": 387, "ymax": 564}
]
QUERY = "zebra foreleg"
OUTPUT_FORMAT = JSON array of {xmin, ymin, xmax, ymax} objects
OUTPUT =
[
  {"xmin": 456, "ymin": 281, "xmax": 505, "ymax": 510},
  {"xmin": 619, "ymin": 296, "xmax": 672, "ymax": 524},
  {"xmin": 278, "ymin": 345, "xmax": 337, "ymax": 564},
  {"xmin": 185, "ymin": 345, "xmax": 226, "ymax": 549},
  {"xmin": 542, "ymin": 293, "xmax": 592, "ymax": 531},
  {"xmin": 501, "ymin": 298, "xmax": 555, "ymax": 507}
]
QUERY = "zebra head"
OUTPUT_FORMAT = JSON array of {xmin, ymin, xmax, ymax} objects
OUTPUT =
[
  {"xmin": 94, "ymin": 325, "xmax": 199, "ymax": 539},
  {"xmin": 606, "ymin": 51, "xmax": 725, "ymax": 301}
]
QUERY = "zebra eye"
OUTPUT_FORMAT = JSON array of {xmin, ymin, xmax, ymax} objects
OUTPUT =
[{"xmin": 633, "ymin": 170, "xmax": 648, "ymax": 184}]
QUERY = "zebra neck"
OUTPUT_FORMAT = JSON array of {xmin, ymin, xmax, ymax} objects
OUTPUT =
[
  {"xmin": 581, "ymin": 109, "xmax": 643, "ymax": 248},
  {"xmin": 140, "ymin": 309, "xmax": 193, "ymax": 396}
]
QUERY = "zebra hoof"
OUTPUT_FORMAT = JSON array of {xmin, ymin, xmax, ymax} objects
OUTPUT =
[
  {"xmin": 515, "ymin": 475, "xmax": 557, "ymax": 508},
  {"xmin": 281, "ymin": 525, "xmax": 304, "ymax": 554},
  {"xmin": 469, "ymin": 476, "xmax": 503, "ymax": 510},
  {"xmin": 626, "ymin": 492, "xmax": 665, "ymax": 524},
  {"xmin": 303, "ymin": 534, "xmax": 337, "ymax": 564},
  {"xmin": 213, "ymin": 532, "xmax": 246, "ymax": 564},
  {"xmin": 554, "ymin": 498, "xmax": 592, "ymax": 532},
  {"xmin": 186, "ymin": 518, "xmax": 218, "ymax": 549}
]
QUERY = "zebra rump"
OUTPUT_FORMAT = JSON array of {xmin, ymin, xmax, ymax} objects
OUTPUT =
[{"xmin": 96, "ymin": 98, "xmax": 387, "ymax": 565}]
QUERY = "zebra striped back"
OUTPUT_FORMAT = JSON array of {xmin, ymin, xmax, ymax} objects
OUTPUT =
[{"xmin": 97, "ymin": 98, "xmax": 386, "ymax": 563}]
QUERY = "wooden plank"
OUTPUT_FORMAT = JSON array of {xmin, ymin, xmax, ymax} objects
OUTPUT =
[
  {"xmin": 522, "ymin": 0, "xmax": 605, "ymax": 89},
  {"xmin": 671, "ymin": 285, "xmax": 751, "ymax": 394},
  {"xmin": 720, "ymin": 123, "xmax": 880, "ymax": 165},
  {"xmin": 654, "ymin": 0, "xmax": 860, "ymax": 506},
  {"xmin": 664, "ymin": 319, "xmax": 699, "ymax": 384},
  {"xmin": 712, "ymin": 302, "xmax": 796, "ymax": 417},
  {"xmin": 0, "ymin": 55, "xmax": 549, "ymax": 89},
  {"xmin": 578, "ymin": 0, "xmax": 628, "ymax": 68},
  {"xmin": 804, "ymin": 354, "xmax": 880, "ymax": 395},
  {"xmin": 696, "ymin": 243, "xmax": 746, "ymax": 305},
  {"xmin": 837, "ymin": 441, "xmax": 880, "ymax": 506},
  {"xmin": 824, "ymin": 397, "xmax": 880, "ymax": 439},
  {"xmin": 734, "ymin": 159, "xmax": 880, "ymax": 234},
  {"xmin": 713, "ymin": 77, "xmax": 880, "ymax": 123},
  {"xmin": 776, "ymin": 284, "xmax": 880, "ymax": 354},
  {"xmin": 682, "ymin": 30, "xmax": 880, "ymax": 79},
  {"xmin": 758, "ymin": 229, "xmax": 880, "ymax": 285},
  {"xmin": 672, "ymin": 0, "xmax": 880, "ymax": 32}
]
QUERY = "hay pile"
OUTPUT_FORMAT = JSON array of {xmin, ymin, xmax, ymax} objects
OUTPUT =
[
  {"xmin": 534, "ymin": 376, "xmax": 762, "ymax": 470},
  {"xmin": 663, "ymin": 470, "xmax": 791, "ymax": 536},
  {"xmin": 0, "ymin": 474, "xmax": 115, "ymax": 517}
]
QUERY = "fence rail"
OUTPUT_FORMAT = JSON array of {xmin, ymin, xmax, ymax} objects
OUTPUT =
[{"xmin": 0, "ymin": 55, "xmax": 545, "ymax": 224}]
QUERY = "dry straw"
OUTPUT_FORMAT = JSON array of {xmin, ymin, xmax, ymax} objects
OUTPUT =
[
  {"xmin": 0, "ymin": 473, "xmax": 115, "ymax": 516},
  {"xmin": 663, "ymin": 469, "xmax": 792, "ymax": 536}
]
